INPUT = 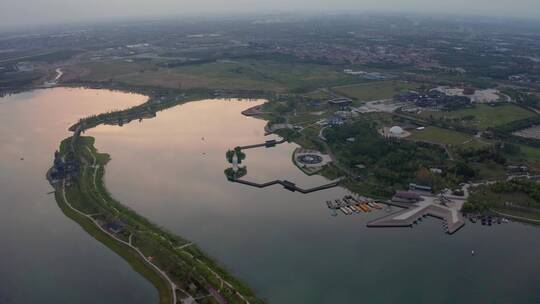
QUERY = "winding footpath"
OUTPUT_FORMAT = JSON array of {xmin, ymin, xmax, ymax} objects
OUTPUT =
[
  {"xmin": 61, "ymin": 151, "xmax": 182, "ymax": 304},
  {"xmin": 81, "ymin": 147, "xmax": 252, "ymax": 304}
]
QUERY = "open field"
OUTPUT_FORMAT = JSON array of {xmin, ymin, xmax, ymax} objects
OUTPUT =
[
  {"xmin": 418, "ymin": 104, "xmax": 537, "ymax": 130},
  {"xmin": 77, "ymin": 59, "xmax": 356, "ymax": 92},
  {"xmin": 408, "ymin": 126, "xmax": 476, "ymax": 146},
  {"xmin": 331, "ymin": 80, "xmax": 420, "ymax": 101}
]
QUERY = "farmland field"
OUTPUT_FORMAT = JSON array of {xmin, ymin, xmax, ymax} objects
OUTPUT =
[{"xmin": 79, "ymin": 59, "xmax": 356, "ymax": 92}]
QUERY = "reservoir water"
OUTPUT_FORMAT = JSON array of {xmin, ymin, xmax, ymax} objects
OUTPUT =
[
  {"xmin": 0, "ymin": 88, "xmax": 157, "ymax": 304},
  {"xmin": 88, "ymin": 99, "xmax": 540, "ymax": 304},
  {"xmin": 2, "ymin": 89, "xmax": 540, "ymax": 303}
]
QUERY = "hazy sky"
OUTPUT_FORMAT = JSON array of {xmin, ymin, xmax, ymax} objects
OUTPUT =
[{"xmin": 1, "ymin": 0, "xmax": 539, "ymax": 28}]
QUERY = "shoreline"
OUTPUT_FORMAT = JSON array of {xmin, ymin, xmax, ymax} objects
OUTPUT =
[{"xmin": 45, "ymin": 85, "xmax": 266, "ymax": 304}]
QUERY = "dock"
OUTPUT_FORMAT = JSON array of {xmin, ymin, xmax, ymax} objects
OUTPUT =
[
  {"xmin": 237, "ymin": 139, "xmax": 287, "ymax": 150},
  {"xmin": 367, "ymin": 199, "xmax": 465, "ymax": 234},
  {"xmin": 233, "ymin": 178, "xmax": 342, "ymax": 194}
]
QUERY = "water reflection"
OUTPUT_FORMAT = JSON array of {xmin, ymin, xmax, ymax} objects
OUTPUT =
[
  {"xmin": 0, "ymin": 88, "xmax": 157, "ymax": 304},
  {"xmin": 89, "ymin": 99, "xmax": 540, "ymax": 304}
]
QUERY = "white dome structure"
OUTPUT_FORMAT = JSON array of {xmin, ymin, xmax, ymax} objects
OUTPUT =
[{"xmin": 389, "ymin": 126, "xmax": 404, "ymax": 136}]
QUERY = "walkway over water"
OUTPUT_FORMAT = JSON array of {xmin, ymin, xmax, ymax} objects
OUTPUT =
[
  {"xmin": 237, "ymin": 139, "xmax": 287, "ymax": 150},
  {"xmin": 233, "ymin": 178, "xmax": 342, "ymax": 194}
]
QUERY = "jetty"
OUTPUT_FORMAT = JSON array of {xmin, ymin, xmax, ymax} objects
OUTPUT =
[
  {"xmin": 233, "ymin": 178, "xmax": 342, "ymax": 194},
  {"xmin": 368, "ymin": 197, "xmax": 465, "ymax": 234},
  {"xmin": 237, "ymin": 139, "xmax": 287, "ymax": 150}
]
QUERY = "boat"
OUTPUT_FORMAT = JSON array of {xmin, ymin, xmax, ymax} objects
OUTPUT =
[
  {"xmin": 358, "ymin": 204, "xmax": 369, "ymax": 212},
  {"xmin": 362, "ymin": 203, "xmax": 372, "ymax": 212},
  {"xmin": 340, "ymin": 206, "xmax": 349, "ymax": 214},
  {"xmin": 326, "ymin": 201, "xmax": 333, "ymax": 209},
  {"xmin": 340, "ymin": 207, "xmax": 349, "ymax": 215}
]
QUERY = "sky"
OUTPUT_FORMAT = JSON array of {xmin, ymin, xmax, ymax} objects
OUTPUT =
[{"xmin": 1, "ymin": 0, "xmax": 539, "ymax": 28}]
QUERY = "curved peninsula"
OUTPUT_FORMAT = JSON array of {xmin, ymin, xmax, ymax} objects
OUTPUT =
[{"xmin": 47, "ymin": 91, "xmax": 264, "ymax": 304}]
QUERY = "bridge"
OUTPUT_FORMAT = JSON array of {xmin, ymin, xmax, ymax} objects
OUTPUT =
[
  {"xmin": 232, "ymin": 178, "xmax": 342, "ymax": 194},
  {"xmin": 237, "ymin": 139, "xmax": 287, "ymax": 150}
]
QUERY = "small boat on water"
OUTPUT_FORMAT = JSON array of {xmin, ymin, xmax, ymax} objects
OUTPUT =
[
  {"xmin": 326, "ymin": 201, "xmax": 333, "ymax": 209},
  {"xmin": 340, "ymin": 207, "xmax": 349, "ymax": 215},
  {"xmin": 353, "ymin": 204, "xmax": 364, "ymax": 212},
  {"xmin": 362, "ymin": 203, "xmax": 372, "ymax": 212},
  {"xmin": 358, "ymin": 204, "xmax": 369, "ymax": 212}
]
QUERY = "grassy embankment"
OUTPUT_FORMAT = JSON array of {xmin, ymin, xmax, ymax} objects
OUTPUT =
[
  {"xmin": 56, "ymin": 136, "xmax": 263, "ymax": 304},
  {"xmin": 55, "ymin": 137, "xmax": 173, "ymax": 304},
  {"xmin": 464, "ymin": 180, "xmax": 540, "ymax": 223}
]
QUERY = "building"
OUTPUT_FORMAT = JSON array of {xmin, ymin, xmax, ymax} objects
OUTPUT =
[
  {"xmin": 265, "ymin": 140, "xmax": 277, "ymax": 147},
  {"xmin": 105, "ymin": 222, "xmax": 125, "ymax": 234},
  {"xmin": 328, "ymin": 98, "xmax": 352, "ymax": 110},
  {"xmin": 389, "ymin": 126, "xmax": 404, "ymax": 137},
  {"xmin": 409, "ymin": 183, "xmax": 432, "ymax": 193},
  {"xmin": 327, "ymin": 116, "xmax": 345, "ymax": 126},
  {"xmin": 282, "ymin": 180, "xmax": 297, "ymax": 192},
  {"xmin": 392, "ymin": 191, "xmax": 423, "ymax": 203},
  {"xmin": 507, "ymin": 165, "xmax": 529, "ymax": 174},
  {"xmin": 463, "ymin": 87, "xmax": 476, "ymax": 95}
]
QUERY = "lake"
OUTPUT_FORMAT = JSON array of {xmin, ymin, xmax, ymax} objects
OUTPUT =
[
  {"xmin": 2, "ymin": 88, "xmax": 540, "ymax": 304},
  {"xmin": 89, "ymin": 98, "xmax": 540, "ymax": 304},
  {"xmin": 0, "ymin": 88, "xmax": 157, "ymax": 304}
]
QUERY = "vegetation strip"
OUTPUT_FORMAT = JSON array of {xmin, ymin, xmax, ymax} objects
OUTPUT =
[{"xmin": 48, "ymin": 95, "xmax": 264, "ymax": 303}]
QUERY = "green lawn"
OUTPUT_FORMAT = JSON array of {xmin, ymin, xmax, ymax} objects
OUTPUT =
[
  {"xmin": 418, "ymin": 104, "xmax": 537, "ymax": 130},
  {"xmin": 408, "ymin": 126, "xmax": 474, "ymax": 146},
  {"xmin": 331, "ymin": 80, "xmax": 420, "ymax": 101}
]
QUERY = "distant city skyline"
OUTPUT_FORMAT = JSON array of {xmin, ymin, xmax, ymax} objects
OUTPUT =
[{"xmin": 1, "ymin": 0, "xmax": 540, "ymax": 29}]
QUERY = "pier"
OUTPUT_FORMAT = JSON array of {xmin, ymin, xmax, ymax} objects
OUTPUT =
[
  {"xmin": 237, "ymin": 139, "xmax": 287, "ymax": 150},
  {"xmin": 368, "ymin": 197, "xmax": 465, "ymax": 234},
  {"xmin": 233, "ymin": 178, "xmax": 342, "ymax": 194}
]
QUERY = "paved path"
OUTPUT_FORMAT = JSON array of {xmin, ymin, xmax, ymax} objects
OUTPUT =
[
  {"xmin": 490, "ymin": 209, "xmax": 540, "ymax": 224},
  {"xmin": 62, "ymin": 150, "xmax": 181, "ymax": 304},
  {"xmin": 61, "ymin": 180, "xmax": 181, "ymax": 304},
  {"xmin": 83, "ymin": 147, "xmax": 252, "ymax": 304}
]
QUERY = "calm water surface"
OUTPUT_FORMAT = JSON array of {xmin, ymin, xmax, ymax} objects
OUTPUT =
[
  {"xmin": 89, "ymin": 99, "xmax": 540, "ymax": 304},
  {"xmin": 0, "ymin": 88, "xmax": 157, "ymax": 304}
]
